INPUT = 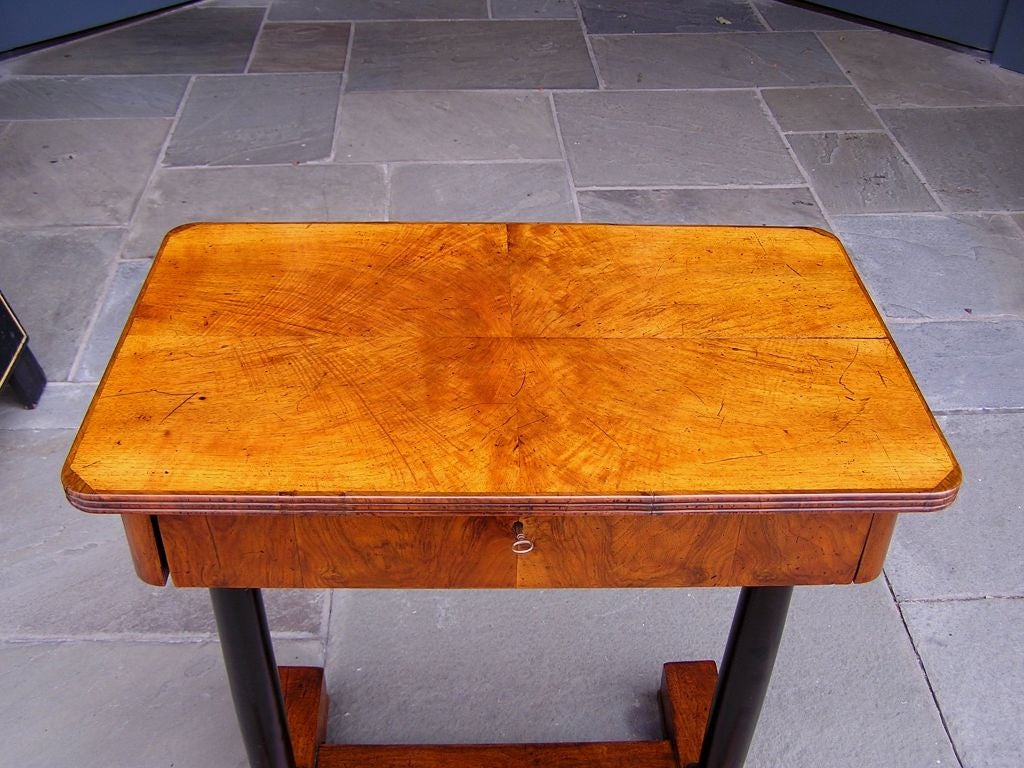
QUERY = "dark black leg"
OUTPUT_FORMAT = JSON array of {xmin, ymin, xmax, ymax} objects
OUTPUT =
[
  {"xmin": 7, "ymin": 346, "xmax": 46, "ymax": 408},
  {"xmin": 698, "ymin": 586, "xmax": 793, "ymax": 768},
  {"xmin": 210, "ymin": 588, "xmax": 296, "ymax": 768}
]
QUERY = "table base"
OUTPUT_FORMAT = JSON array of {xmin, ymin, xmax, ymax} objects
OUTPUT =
[{"xmin": 211, "ymin": 587, "xmax": 791, "ymax": 768}]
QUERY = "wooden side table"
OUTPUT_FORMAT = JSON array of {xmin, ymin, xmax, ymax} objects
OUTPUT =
[{"xmin": 62, "ymin": 223, "xmax": 959, "ymax": 768}]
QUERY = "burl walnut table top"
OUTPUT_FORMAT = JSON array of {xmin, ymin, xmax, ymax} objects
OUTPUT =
[{"xmin": 62, "ymin": 223, "xmax": 959, "ymax": 515}]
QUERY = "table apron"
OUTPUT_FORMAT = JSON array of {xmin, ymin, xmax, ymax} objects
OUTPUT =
[{"xmin": 144, "ymin": 511, "xmax": 895, "ymax": 589}]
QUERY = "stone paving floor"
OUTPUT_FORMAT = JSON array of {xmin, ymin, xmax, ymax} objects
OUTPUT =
[{"xmin": 1, "ymin": 1, "xmax": 1022, "ymax": 766}]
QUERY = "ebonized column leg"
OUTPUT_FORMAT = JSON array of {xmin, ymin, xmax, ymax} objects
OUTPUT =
[
  {"xmin": 210, "ymin": 588, "xmax": 296, "ymax": 768},
  {"xmin": 7, "ymin": 345, "xmax": 46, "ymax": 408},
  {"xmin": 698, "ymin": 586, "xmax": 793, "ymax": 768}
]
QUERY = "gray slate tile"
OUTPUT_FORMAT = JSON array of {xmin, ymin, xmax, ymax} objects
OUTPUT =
[
  {"xmin": 0, "ymin": 428, "xmax": 328, "ymax": 638},
  {"xmin": 578, "ymin": 0, "xmax": 762, "ymax": 33},
  {"xmin": 0, "ymin": 76, "xmax": 189, "ymax": 119},
  {"xmin": 491, "ymin": 0, "xmax": 577, "ymax": 19},
  {"xmin": 0, "ymin": 228, "xmax": 121, "ymax": 380},
  {"xmin": 761, "ymin": 86, "xmax": 880, "ymax": 132},
  {"xmin": 7, "ymin": 7, "xmax": 264, "ymax": 75},
  {"xmin": 325, "ymin": 582, "xmax": 958, "ymax": 767},
  {"xmin": 269, "ymin": 0, "xmax": 487, "ymax": 19},
  {"xmin": 748, "ymin": 581, "xmax": 958, "ymax": 767},
  {"xmin": 820, "ymin": 31, "xmax": 1024, "ymax": 107},
  {"xmin": 0, "ymin": 383, "xmax": 95, "ymax": 429},
  {"xmin": 0, "ymin": 119, "xmax": 170, "ymax": 226},
  {"xmin": 124, "ymin": 164, "xmax": 387, "ymax": 259},
  {"xmin": 902, "ymin": 599, "xmax": 1024, "ymax": 766},
  {"xmin": 164, "ymin": 74, "xmax": 340, "ymax": 166},
  {"xmin": 788, "ymin": 132, "xmax": 938, "ymax": 214},
  {"xmin": 886, "ymin": 413, "xmax": 1024, "ymax": 601},
  {"xmin": 880, "ymin": 107, "xmax": 1024, "ymax": 211},
  {"xmin": 751, "ymin": 0, "xmax": 866, "ymax": 31},
  {"xmin": 555, "ymin": 91, "xmax": 802, "ymax": 187},
  {"xmin": 74, "ymin": 261, "xmax": 151, "ymax": 382},
  {"xmin": 593, "ymin": 32, "xmax": 848, "ymax": 89},
  {"xmin": 336, "ymin": 91, "xmax": 561, "ymax": 162},
  {"xmin": 0, "ymin": 638, "xmax": 323, "ymax": 768},
  {"xmin": 390, "ymin": 162, "xmax": 575, "ymax": 221},
  {"xmin": 578, "ymin": 187, "xmax": 827, "ymax": 227},
  {"xmin": 833, "ymin": 214, "xmax": 1024, "ymax": 320},
  {"xmin": 249, "ymin": 22, "xmax": 351, "ymax": 72},
  {"xmin": 0, "ymin": 642, "xmax": 247, "ymax": 768},
  {"xmin": 889, "ymin": 320, "xmax": 1024, "ymax": 410},
  {"xmin": 326, "ymin": 588, "xmax": 735, "ymax": 744},
  {"xmin": 347, "ymin": 21, "xmax": 597, "ymax": 90}
]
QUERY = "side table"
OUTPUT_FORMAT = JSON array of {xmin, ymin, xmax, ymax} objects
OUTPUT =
[{"xmin": 63, "ymin": 223, "xmax": 960, "ymax": 768}]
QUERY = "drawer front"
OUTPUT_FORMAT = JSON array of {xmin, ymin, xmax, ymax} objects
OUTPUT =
[
  {"xmin": 517, "ymin": 513, "xmax": 873, "ymax": 587},
  {"xmin": 157, "ymin": 511, "xmax": 883, "ymax": 589}
]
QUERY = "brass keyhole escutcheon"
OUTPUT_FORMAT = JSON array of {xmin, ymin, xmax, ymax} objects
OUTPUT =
[{"xmin": 511, "ymin": 521, "xmax": 534, "ymax": 554}]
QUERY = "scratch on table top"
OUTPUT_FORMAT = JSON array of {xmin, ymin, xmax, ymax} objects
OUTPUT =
[{"xmin": 159, "ymin": 392, "xmax": 198, "ymax": 424}]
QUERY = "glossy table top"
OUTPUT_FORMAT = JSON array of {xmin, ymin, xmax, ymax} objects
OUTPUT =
[{"xmin": 63, "ymin": 223, "xmax": 959, "ymax": 515}]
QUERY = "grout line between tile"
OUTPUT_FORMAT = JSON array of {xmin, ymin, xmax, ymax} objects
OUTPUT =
[
  {"xmin": 934, "ymin": 406, "xmax": 1024, "ymax": 415},
  {"xmin": 0, "ymin": 115, "xmax": 188, "ymax": 121},
  {"xmin": 874, "ymin": 103, "xmax": 1024, "ymax": 110},
  {"xmin": 833, "ymin": 210, "xmax": 1024, "ymax": 217},
  {"xmin": 782, "ymin": 128, "xmax": 888, "ymax": 135},
  {"xmin": 897, "ymin": 594, "xmax": 1024, "ymax": 603},
  {"xmin": 16, "ymin": 380, "xmax": 93, "ymax": 389},
  {"xmin": 547, "ymin": 91, "xmax": 582, "ymax": 221},
  {"xmin": 486, "ymin": 0, "xmax": 493, "ymax": 20},
  {"xmin": 575, "ymin": 182, "xmax": 812, "ymax": 191},
  {"xmin": 328, "ymin": 22, "xmax": 356, "ymax": 162},
  {"xmin": 1, "ymin": 73, "xmax": 195, "ymax": 80},
  {"xmin": 155, "ymin": 158, "xmax": 823, "ymax": 171},
  {"xmin": 753, "ymin": 87, "xmax": 838, "ymax": 231},
  {"xmin": 242, "ymin": 4, "xmax": 270, "ymax": 73},
  {"xmin": 66, "ymin": 231, "xmax": 127, "ymax": 382},
  {"xmin": 886, "ymin": 316, "xmax": 1018, "ymax": 325},
  {"xmin": 320, "ymin": 589, "xmax": 335, "ymax": 662},
  {"xmin": 745, "ymin": 0, "xmax": 772, "ymax": 31},
  {"xmin": 390, "ymin": 158, "xmax": 568, "ymax": 167},
  {"xmin": 317, "ymin": 86, "xmax": 759, "ymax": 94},
  {"xmin": 813, "ymin": 30, "xmax": 949, "ymax": 214},
  {"xmin": 0, "ymin": 223, "xmax": 129, "ymax": 231},
  {"xmin": 590, "ymin": 30, "xmax": 796, "ymax": 37},
  {"xmin": 0, "ymin": 631, "xmax": 322, "ymax": 645},
  {"xmin": 119, "ymin": 74, "xmax": 198, "ymax": 261},
  {"xmin": 883, "ymin": 570, "xmax": 967, "ymax": 768},
  {"xmin": 384, "ymin": 163, "xmax": 393, "ymax": 221},
  {"xmin": 263, "ymin": 16, "xmax": 522, "ymax": 24},
  {"xmin": 573, "ymin": 1, "xmax": 604, "ymax": 89}
]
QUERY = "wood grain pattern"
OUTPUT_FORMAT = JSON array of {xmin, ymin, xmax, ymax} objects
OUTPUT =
[
  {"xmin": 62, "ymin": 223, "xmax": 959, "ymax": 514},
  {"xmin": 120, "ymin": 514, "xmax": 167, "ymax": 586},
  {"xmin": 660, "ymin": 661, "xmax": 718, "ymax": 767},
  {"xmin": 158, "ymin": 511, "xmax": 875, "ymax": 588},
  {"xmin": 317, "ymin": 741, "xmax": 678, "ymax": 768},
  {"xmin": 278, "ymin": 661, "xmax": 718, "ymax": 768},
  {"xmin": 853, "ymin": 512, "xmax": 898, "ymax": 583},
  {"xmin": 278, "ymin": 667, "xmax": 327, "ymax": 768},
  {"xmin": 159, "ymin": 514, "xmax": 516, "ymax": 588}
]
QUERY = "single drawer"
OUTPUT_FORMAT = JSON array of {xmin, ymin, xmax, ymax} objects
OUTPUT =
[{"xmin": 152, "ymin": 510, "xmax": 893, "ymax": 589}]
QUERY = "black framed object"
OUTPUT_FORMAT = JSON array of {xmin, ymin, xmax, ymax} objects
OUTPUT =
[{"xmin": 0, "ymin": 291, "xmax": 46, "ymax": 409}]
